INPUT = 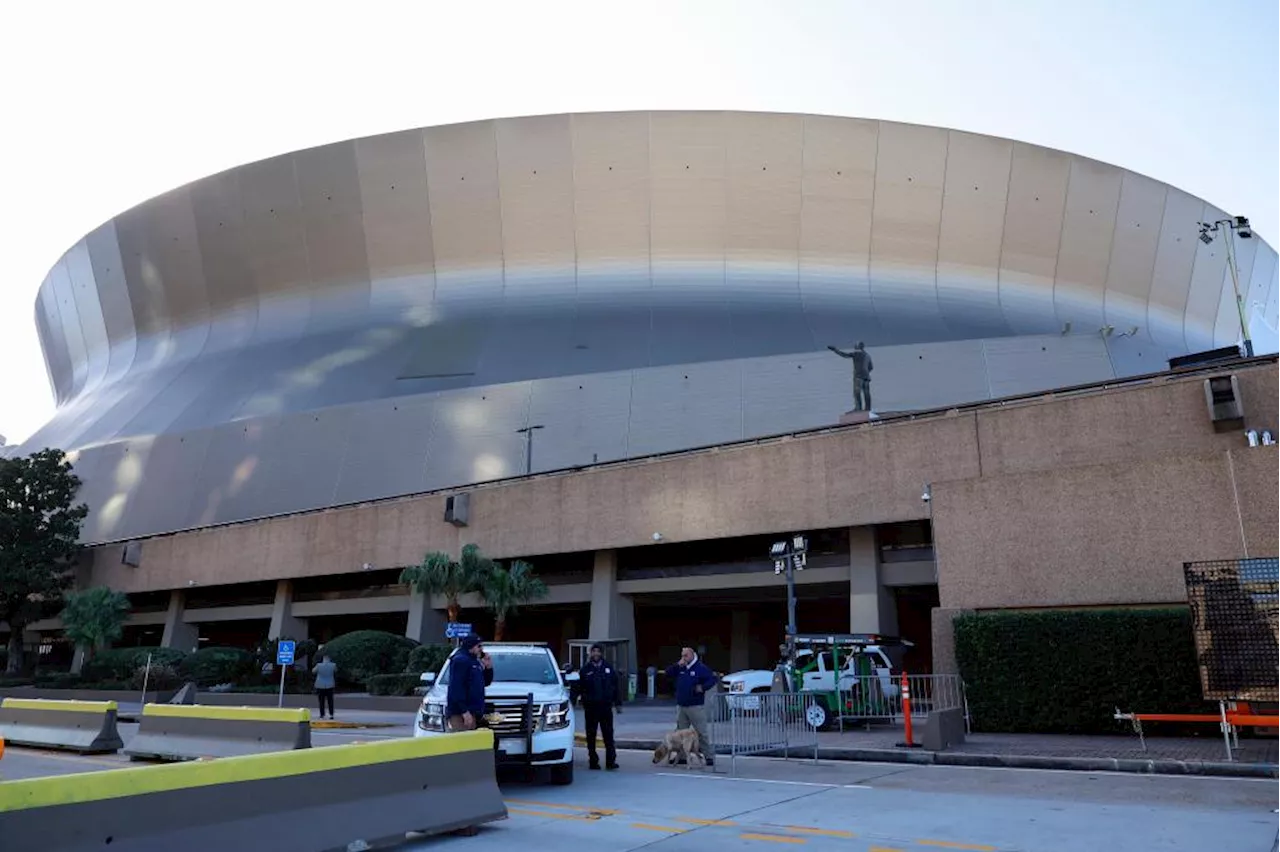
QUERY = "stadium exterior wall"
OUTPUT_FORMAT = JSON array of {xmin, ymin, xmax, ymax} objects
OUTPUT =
[{"xmin": 15, "ymin": 111, "xmax": 1280, "ymax": 550}]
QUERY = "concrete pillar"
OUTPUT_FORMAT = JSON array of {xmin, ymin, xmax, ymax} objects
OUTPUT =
[
  {"xmin": 161, "ymin": 591, "xmax": 199, "ymax": 653},
  {"xmin": 406, "ymin": 591, "xmax": 447, "ymax": 645},
  {"xmin": 930, "ymin": 607, "xmax": 974, "ymax": 675},
  {"xmin": 268, "ymin": 580, "xmax": 307, "ymax": 641},
  {"xmin": 588, "ymin": 550, "xmax": 638, "ymax": 674},
  {"xmin": 730, "ymin": 609, "xmax": 750, "ymax": 672},
  {"xmin": 849, "ymin": 527, "xmax": 897, "ymax": 634}
]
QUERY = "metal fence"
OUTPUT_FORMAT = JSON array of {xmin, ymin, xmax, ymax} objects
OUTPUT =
[
  {"xmin": 707, "ymin": 691, "xmax": 819, "ymax": 775},
  {"xmin": 830, "ymin": 673, "xmax": 969, "ymax": 731}
]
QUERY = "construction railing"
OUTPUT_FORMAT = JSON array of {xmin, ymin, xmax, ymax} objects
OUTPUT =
[
  {"xmin": 708, "ymin": 691, "xmax": 818, "ymax": 776},
  {"xmin": 826, "ymin": 673, "xmax": 969, "ymax": 732}
]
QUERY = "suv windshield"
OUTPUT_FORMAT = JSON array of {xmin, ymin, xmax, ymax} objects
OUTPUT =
[{"xmin": 435, "ymin": 651, "xmax": 561, "ymax": 686}]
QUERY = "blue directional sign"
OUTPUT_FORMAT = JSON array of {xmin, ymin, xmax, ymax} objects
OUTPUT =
[
  {"xmin": 445, "ymin": 622, "xmax": 473, "ymax": 640},
  {"xmin": 276, "ymin": 640, "xmax": 296, "ymax": 666}
]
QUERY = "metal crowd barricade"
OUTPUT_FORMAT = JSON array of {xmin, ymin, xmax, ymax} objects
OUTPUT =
[
  {"xmin": 710, "ymin": 691, "xmax": 819, "ymax": 776},
  {"xmin": 831, "ymin": 673, "xmax": 969, "ymax": 732}
]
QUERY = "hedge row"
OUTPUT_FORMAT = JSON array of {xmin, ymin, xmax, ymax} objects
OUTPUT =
[{"xmin": 954, "ymin": 607, "xmax": 1205, "ymax": 734}]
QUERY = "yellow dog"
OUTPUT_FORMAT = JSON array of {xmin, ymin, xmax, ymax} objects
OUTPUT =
[{"xmin": 651, "ymin": 728, "xmax": 706, "ymax": 767}]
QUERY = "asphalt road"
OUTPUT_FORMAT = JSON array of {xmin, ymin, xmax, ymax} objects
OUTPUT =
[
  {"xmin": 2, "ymin": 728, "xmax": 1276, "ymax": 851},
  {"xmin": 414, "ymin": 751, "xmax": 1278, "ymax": 852}
]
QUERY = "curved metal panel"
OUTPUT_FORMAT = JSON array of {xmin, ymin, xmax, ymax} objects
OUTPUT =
[
  {"xmin": 868, "ymin": 122, "xmax": 949, "ymax": 341},
  {"xmin": 1102, "ymin": 172, "xmax": 1165, "ymax": 340},
  {"xmin": 996, "ymin": 143, "xmax": 1071, "ymax": 335},
  {"xmin": 1146, "ymin": 188, "xmax": 1201, "ymax": 352},
  {"xmin": 936, "ymin": 131, "xmax": 1014, "ymax": 339},
  {"xmin": 1052, "ymin": 158, "xmax": 1122, "ymax": 335},
  {"xmin": 798, "ymin": 114, "xmax": 880, "ymax": 349},
  {"xmin": 15, "ymin": 110, "xmax": 1276, "ymax": 543}
]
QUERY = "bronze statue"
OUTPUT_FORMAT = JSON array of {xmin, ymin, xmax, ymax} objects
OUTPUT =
[{"xmin": 827, "ymin": 342, "xmax": 873, "ymax": 411}]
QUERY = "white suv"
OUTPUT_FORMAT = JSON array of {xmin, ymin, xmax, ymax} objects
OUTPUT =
[{"xmin": 415, "ymin": 642, "xmax": 577, "ymax": 785}]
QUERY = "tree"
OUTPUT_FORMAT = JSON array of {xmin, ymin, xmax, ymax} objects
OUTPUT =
[
  {"xmin": 60, "ymin": 586, "xmax": 131, "ymax": 663},
  {"xmin": 0, "ymin": 449, "xmax": 89, "ymax": 676},
  {"xmin": 478, "ymin": 560, "xmax": 549, "ymax": 641},
  {"xmin": 399, "ymin": 543, "xmax": 493, "ymax": 623}
]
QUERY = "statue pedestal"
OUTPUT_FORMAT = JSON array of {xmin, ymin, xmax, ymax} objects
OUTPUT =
[{"xmin": 839, "ymin": 410, "xmax": 880, "ymax": 425}]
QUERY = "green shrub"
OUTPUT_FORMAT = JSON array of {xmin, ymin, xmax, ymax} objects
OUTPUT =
[
  {"xmin": 33, "ymin": 672, "xmax": 83, "ymax": 690},
  {"xmin": 130, "ymin": 663, "xmax": 183, "ymax": 691},
  {"xmin": 320, "ymin": 631, "xmax": 418, "ymax": 688},
  {"xmin": 366, "ymin": 673, "xmax": 425, "ymax": 696},
  {"xmin": 81, "ymin": 647, "xmax": 189, "ymax": 682},
  {"xmin": 954, "ymin": 608, "xmax": 1205, "ymax": 734},
  {"xmin": 405, "ymin": 644, "xmax": 452, "ymax": 676},
  {"xmin": 0, "ymin": 676, "xmax": 34, "ymax": 688},
  {"xmin": 179, "ymin": 647, "xmax": 256, "ymax": 687}
]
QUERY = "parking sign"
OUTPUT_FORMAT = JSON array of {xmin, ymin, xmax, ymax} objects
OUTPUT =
[{"xmin": 277, "ymin": 640, "xmax": 296, "ymax": 666}]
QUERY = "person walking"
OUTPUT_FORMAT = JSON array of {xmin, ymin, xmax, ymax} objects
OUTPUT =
[
  {"xmin": 445, "ymin": 634, "xmax": 493, "ymax": 732},
  {"xmin": 312, "ymin": 654, "xmax": 337, "ymax": 720},
  {"xmin": 578, "ymin": 643, "xmax": 622, "ymax": 771},
  {"xmin": 665, "ymin": 646, "xmax": 718, "ymax": 766}
]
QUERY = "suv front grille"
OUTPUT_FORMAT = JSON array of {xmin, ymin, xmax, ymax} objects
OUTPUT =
[{"xmin": 482, "ymin": 699, "xmax": 539, "ymax": 737}]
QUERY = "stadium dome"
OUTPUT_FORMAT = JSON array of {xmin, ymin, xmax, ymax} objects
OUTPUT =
[{"xmin": 17, "ymin": 111, "xmax": 1278, "ymax": 544}]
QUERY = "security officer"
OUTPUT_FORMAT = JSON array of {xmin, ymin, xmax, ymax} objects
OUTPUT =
[{"xmin": 578, "ymin": 643, "xmax": 621, "ymax": 770}]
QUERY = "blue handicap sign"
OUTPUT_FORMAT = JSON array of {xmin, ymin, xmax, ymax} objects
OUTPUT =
[
  {"xmin": 276, "ymin": 640, "xmax": 296, "ymax": 666},
  {"xmin": 445, "ymin": 622, "xmax": 473, "ymax": 640}
]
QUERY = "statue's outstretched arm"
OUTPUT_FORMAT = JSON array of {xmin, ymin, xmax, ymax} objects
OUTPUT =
[{"xmin": 827, "ymin": 345, "xmax": 852, "ymax": 359}]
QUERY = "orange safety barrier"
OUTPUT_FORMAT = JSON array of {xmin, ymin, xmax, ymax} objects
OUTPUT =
[{"xmin": 895, "ymin": 671, "xmax": 922, "ymax": 749}]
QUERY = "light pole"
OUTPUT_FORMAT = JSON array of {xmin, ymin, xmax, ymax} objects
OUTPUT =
[
  {"xmin": 516, "ymin": 424, "xmax": 544, "ymax": 476},
  {"xmin": 1198, "ymin": 216, "xmax": 1255, "ymax": 357},
  {"xmin": 771, "ymin": 534, "xmax": 809, "ymax": 661}
]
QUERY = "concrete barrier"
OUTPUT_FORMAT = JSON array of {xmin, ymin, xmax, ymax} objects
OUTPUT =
[
  {"xmin": 922, "ymin": 707, "xmax": 967, "ymax": 752},
  {"xmin": 0, "ymin": 729, "xmax": 507, "ymax": 851},
  {"xmin": 124, "ymin": 704, "xmax": 311, "ymax": 762},
  {"xmin": 0, "ymin": 698, "xmax": 124, "ymax": 754}
]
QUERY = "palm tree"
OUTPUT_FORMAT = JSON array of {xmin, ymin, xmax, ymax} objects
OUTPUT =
[
  {"xmin": 60, "ymin": 586, "xmax": 131, "ymax": 664},
  {"xmin": 479, "ymin": 560, "xmax": 549, "ymax": 641},
  {"xmin": 399, "ymin": 543, "xmax": 493, "ymax": 623}
]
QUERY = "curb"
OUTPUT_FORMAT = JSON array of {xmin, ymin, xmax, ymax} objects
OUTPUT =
[{"xmin": 574, "ymin": 734, "xmax": 1278, "ymax": 780}]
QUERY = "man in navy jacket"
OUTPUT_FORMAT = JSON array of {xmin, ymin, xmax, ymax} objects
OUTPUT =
[
  {"xmin": 577, "ymin": 643, "xmax": 622, "ymax": 770},
  {"xmin": 665, "ymin": 646, "xmax": 717, "ymax": 765},
  {"xmin": 446, "ymin": 634, "xmax": 493, "ymax": 731}
]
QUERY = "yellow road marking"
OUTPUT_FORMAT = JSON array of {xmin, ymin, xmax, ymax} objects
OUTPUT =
[
  {"xmin": 772, "ymin": 825, "xmax": 857, "ymax": 839},
  {"xmin": 507, "ymin": 807, "xmax": 602, "ymax": 822},
  {"xmin": 918, "ymin": 841, "xmax": 997, "ymax": 851},
  {"xmin": 870, "ymin": 847, "xmax": 906, "ymax": 852},
  {"xmin": 631, "ymin": 823, "xmax": 688, "ymax": 833},
  {"xmin": 741, "ymin": 833, "xmax": 808, "ymax": 844},
  {"xmin": 677, "ymin": 817, "xmax": 738, "ymax": 826},
  {"xmin": 504, "ymin": 798, "xmax": 621, "ymax": 815}
]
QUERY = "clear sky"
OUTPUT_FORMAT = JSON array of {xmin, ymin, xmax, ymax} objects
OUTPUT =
[{"xmin": 1, "ymin": 0, "xmax": 1276, "ymax": 446}]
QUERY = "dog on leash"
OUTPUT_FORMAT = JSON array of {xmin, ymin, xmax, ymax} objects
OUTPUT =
[{"xmin": 652, "ymin": 728, "xmax": 706, "ymax": 767}]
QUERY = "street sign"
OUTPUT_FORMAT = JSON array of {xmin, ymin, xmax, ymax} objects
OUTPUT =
[
  {"xmin": 445, "ymin": 622, "xmax": 473, "ymax": 640},
  {"xmin": 277, "ymin": 640, "xmax": 296, "ymax": 666}
]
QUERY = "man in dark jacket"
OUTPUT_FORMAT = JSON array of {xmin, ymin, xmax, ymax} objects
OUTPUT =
[
  {"xmin": 665, "ymin": 646, "xmax": 718, "ymax": 765},
  {"xmin": 577, "ymin": 643, "xmax": 621, "ymax": 771},
  {"xmin": 446, "ymin": 634, "xmax": 493, "ymax": 731}
]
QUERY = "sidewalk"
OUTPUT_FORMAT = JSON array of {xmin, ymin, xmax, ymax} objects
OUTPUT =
[{"xmin": 583, "ymin": 703, "xmax": 1279, "ymax": 779}]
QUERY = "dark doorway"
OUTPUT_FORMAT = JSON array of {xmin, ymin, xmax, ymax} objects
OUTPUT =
[
  {"xmin": 892, "ymin": 584, "xmax": 939, "ymax": 673},
  {"xmin": 308, "ymin": 612, "xmax": 409, "ymax": 645}
]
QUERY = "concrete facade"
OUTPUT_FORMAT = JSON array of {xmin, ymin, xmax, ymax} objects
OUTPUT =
[{"xmin": 38, "ymin": 357, "xmax": 1276, "ymax": 672}]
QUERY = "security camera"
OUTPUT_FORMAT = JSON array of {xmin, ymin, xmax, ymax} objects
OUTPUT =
[
  {"xmin": 652, "ymin": 532, "xmax": 662, "ymax": 541},
  {"xmin": 921, "ymin": 491, "xmax": 931, "ymax": 503}
]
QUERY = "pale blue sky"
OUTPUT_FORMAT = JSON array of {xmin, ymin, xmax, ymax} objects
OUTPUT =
[{"xmin": 1, "ymin": 0, "xmax": 1275, "ymax": 445}]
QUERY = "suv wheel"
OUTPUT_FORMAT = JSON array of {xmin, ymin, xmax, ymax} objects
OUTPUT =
[{"xmin": 549, "ymin": 762, "xmax": 574, "ymax": 785}]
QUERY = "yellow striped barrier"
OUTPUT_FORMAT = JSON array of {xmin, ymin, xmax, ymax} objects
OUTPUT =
[
  {"xmin": 124, "ymin": 703, "xmax": 310, "ymax": 762},
  {"xmin": 0, "ymin": 729, "xmax": 506, "ymax": 851},
  {"xmin": 0, "ymin": 698, "xmax": 123, "ymax": 754}
]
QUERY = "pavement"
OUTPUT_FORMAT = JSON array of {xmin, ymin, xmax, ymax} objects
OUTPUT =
[{"xmin": 2, "ymin": 707, "xmax": 1277, "ymax": 851}]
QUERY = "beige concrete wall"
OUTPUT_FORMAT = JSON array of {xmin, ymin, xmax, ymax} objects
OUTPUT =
[
  {"xmin": 934, "ymin": 447, "xmax": 1277, "ymax": 610},
  {"xmin": 85, "ymin": 362, "xmax": 1277, "ymax": 608}
]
